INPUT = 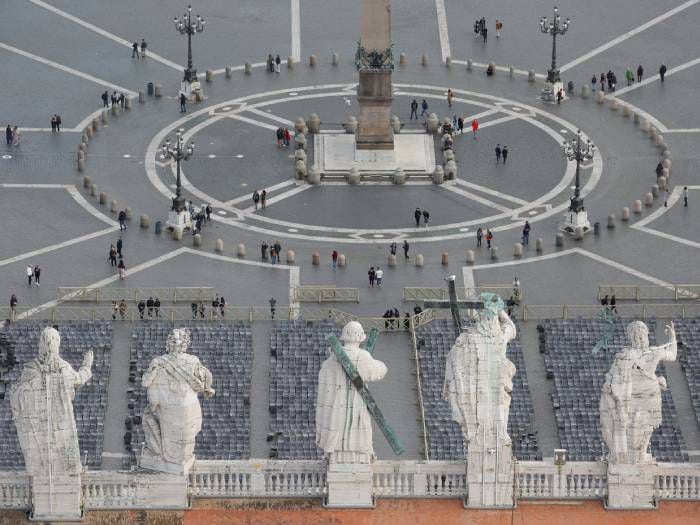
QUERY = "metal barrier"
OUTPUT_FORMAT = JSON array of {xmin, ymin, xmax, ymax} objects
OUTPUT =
[
  {"xmin": 294, "ymin": 286, "xmax": 360, "ymax": 303},
  {"xmin": 56, "ymin": 287, "xmax": 216, "ymax": 303},
  {"xmin": 597, "ymin": 284, "xmax": 700, "ymax": 302},
  {"xmin": 403, "ymin": 286, "xmax": 521, "ymax": 303},
  {"xmin": 409, "ymin": 316, "xmax": 431, "ymax": 460}
]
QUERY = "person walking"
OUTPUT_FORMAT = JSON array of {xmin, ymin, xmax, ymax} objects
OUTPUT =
[
  {"xmin": 368, "ymin": 266, "xmax": 375, "ymax": 287},
  {"xmin": 522, "ymin": 221, "xmax": 531, "ymax": 245},
  {"xmin": 410, "ymin": 99, "xmax": 418, "ymax": 119},
  {"xmin": 116, "ymin": 237, "xmax": 123, "ymax": 258},
  {"xmin": 495, "ymin": 19, "xmax": 503, "ymax": 39},
  {"xmin": 5, "ymin": 125, "xmax": 12, "ymax": 145},
  {"xmin": 269, "ymin": 297, "xmax": 277, "ymax": 319},
  {"xmin": 375, "ymin": 267, "xmax": 384, "ymax": 288},
  {"xmin": 420, "ymin": 99, "xmax": 429, "ymax": 117},
  {"xmin": 486, "ymin": 229, "xmax": 493, "ymax": 249},
  {"xmin": 476, "ymin": 227, "xmax": 483, "ymax": 247},
  {"xmin": 637, "ymin": 64, "xmax": 644, "ymax": 82},
  {"xmin": 600, "ymin": 72, "xmax": 606, "ymax": 92},
  {"xmin": 495, "ymin": 144, "xmax": 502, "ymax": 163},
  {"xmin": 591, "ymin": 75, "xmax": 597, "ymax": 92},
  {"xmin": 482, "ymin": 25, "xmax": 488, "ymax": 43},
  {"xmin": 51, "ymin": 115, "xmax": 57, "ymax": 133},
  {"xmin": 261, "ymin": 190, "xmax": 267, "ymax": 209},
  {"xmin": 137, "ymin": 300, "xmax": 146, "ymax": 320},
  {"xmin": 556, "ymin": 89, "xmax": 563, "ymax": 104},
  {"xmin": 471, "ymin": 118, "xmax": 479, "ymax": 138},
  {"xmin": 117, "ymin": 258, "xmax": 126, "ymax": 280},
  {"xmin": 275, "ymin": 54, "xmax": 281, "ymax": 73},
  {"xmin": 422, "ymin": 209, "xmax": 430, "ymax": 227},
  {"xmin": 267, "ymin": 54, "xmax": 274, "ymax": 73},
  {"xmin": 659, "ymin": 64, "xmax": 667, "ymax": 83},
  {"xmin": 457, "ymin": 116, "xmax": 464, "ymax": 134},
  {"xmin": 131, "ymin": 42, "xmax": 140, "ymax": 59},
  {"xmin": 403, "ymin": 240, "xmax": 410, "ymax": 259},
  {"xmin": 109, "ymin": 244, "xmax": 118, "ymax": 266},
  {"xmin": 414, "ymin": 207, "xmax": 422, "ymax": 227},
  {"xmin": 331, "ymin": 250, "xmax": 338, "ymax": 269},
  {"xmin": 33, "ymin": 265, "xmax": 41, "ymax": 287},
  {"xmin": 684, "ymin": 186, "xmax": 689, "ymax": 207},
  {"xmin": 55, "ymin": 114, "xmax": 61, "ymax": 132},
  {"xmin": 253, "ymin": 190, "xmax": 260, "ymax": 210},
  {"xmin": 625, "ymin": 66, "xmax": 634, "ymax": 87},
  {"xmin": 140, "ymin": 39, "xmax": 147, "ymax": 59},
  {"xmin": 389, "ymin": 242, "xmax": 397, "ymax": 256},
  {"xmin": 276, "ymin": 127, "xmax": 284, "ymax": 147},
  {"xmin": 447, "ymin": 89, "xmax": 454, "ymax": 108},
  {"xmin": 9, "ymin": 294, "xmax": 18, "ymax": 323},
  {"xmin": 118, "ymin": 209, "xmax": 127, "ymax": 231},
  {"xmin": 502, "ymin": 145, "xmax": 509, "ymax": 164},
  {"xmin": 664, "ymin": 187, "xmax": 670, "ymax": 207},
  {"xmin": 154, "ymin": 297, "xmax": 161, "ymax": 318},
  {"xmin": 118, "ymin": 299, "xmax": 128, "ymax": 320},
  {"xmin": 219, "ymin": 297, "xmax": 226, "ymax": 318},
  {"xmin": 261, "ymin": 241, "xmax": 269, "ymax": 261},
  {"xmin": 180, "ymin": 92, "xmax": 187, "ymax": 113},
  {"xmin": 26, "ymin": 265, "xmax": 33, "ymax": 286},
  {"xmin": 147, "ymin": 297, "xmax": 154, "ymax": 318}
]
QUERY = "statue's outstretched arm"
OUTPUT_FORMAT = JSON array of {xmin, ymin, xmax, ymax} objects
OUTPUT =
[
  {"xmin": 498, "ymin": 310, "xmax": 517, "ymax": 342},
  {"xmin": 652, "ymin": 322, "xmax": 677, "ymax": 361},
  {"xmin": 74, "ymin": 350, "xmax": 93, "ymax": 386}
]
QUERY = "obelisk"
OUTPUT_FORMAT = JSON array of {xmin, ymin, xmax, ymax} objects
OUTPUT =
[{"xmin": 356, "ymin": 0, "xmax": 394, "ymax": 150}]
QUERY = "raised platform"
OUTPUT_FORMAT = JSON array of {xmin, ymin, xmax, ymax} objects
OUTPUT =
[{"xmin": 314, "ymin": 133, "xmax": 436, "ymax": 176}]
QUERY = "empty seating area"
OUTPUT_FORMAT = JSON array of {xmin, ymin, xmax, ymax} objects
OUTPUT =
[
  {"xmin": 0, "ymin": 321, "xmax": 112, "ymax": 469},
  {"xmin": 416, "ymin": 319, "xmax": 541, "ymax": 461},
  {"xmin": 124, "ymin": 321, "xmax": 252, "ymax": 468},
  {"xmin": 674, "ymin": 318, "xmax": 700, "ymax": 428},
  {"xmin": 540, "ymin": 318, "xmax": 687, "ymax": 462},
  {"xmin": 269, "ymin": 320, "xmax": 339, "ymax": 460}
]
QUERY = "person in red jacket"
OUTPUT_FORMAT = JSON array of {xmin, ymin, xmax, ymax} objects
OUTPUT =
[{"xmin": 471, "ymin": 118, "xmax": 479, "ymax": 138}]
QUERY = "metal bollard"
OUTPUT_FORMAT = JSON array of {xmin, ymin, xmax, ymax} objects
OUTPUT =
[
  {"xmin": 445, "ymin": 56, "xmax": 452, "ymax": 68},
  {"xmin": 467, "ymin": 59, "xmax": 473, "ymax": 71},
  {"xmin": 225, "ymin": 65, "xmax": 232, "ymax": 78},
  {"xmin": 155, "ymin": 221, "xmax": 162, "ymax": 235}
]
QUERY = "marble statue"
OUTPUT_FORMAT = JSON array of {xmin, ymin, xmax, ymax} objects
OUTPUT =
[
  {"xmin": 442, "ymin": 293, "xmax": 517, "ymax": 507},
  {"xmin": 140, "ymin": 328, "xmax": 214, "ymax": 475},
  {"xmin": 316, "ymin": 321, "xmax": 387, "ymax": 464},
  {"xmin": 9, "ymin": 326, "xmax": 93, "ymax": 520},
  {"xmin": 600, "ymin": 320, "xmax": 677, "ymax": 465}
]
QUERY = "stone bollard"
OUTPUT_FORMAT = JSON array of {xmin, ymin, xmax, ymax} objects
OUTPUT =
[
  {"xmin": 154, "ymin": 84, "xmax": 162, "ymax": 97},
  {"xmin": 622, "ymin": 105, "xmax": 631, "ymax": 117},
  {"xmin": 225, "ymin": 65, "xmax": 232, "ymax": 78},
  {"xmin": 466, "ymin": 250, "xmax": 475, "ymax": 265},
  {"xmin": 596, "ymin": 91, "xmax": 605, "ymax": 104},
  {"xmin": 393, "ymin": 168, "xmax": 406, "ymax": 185},
  {"xmin": 78, "ymin": 142, "xmax": 87, "ymax": 155},
  {"xmin": 312, "ymin": 252, "xmax": 320, "ymax": 265},
  {"xmin": 444, "ymin": 160, "xmax": 457, "ymax": 180},
  {"xmin": 111, "ymin": 104, "xmax": 119, "ymax": 116},
  {"xmin": 426, "ymin": 113, "xmax": 440, "ymax": 134},
  {"xmin": 348, "ymin": 167, "xmax": 361, "ymax": 185},
  {"xmin": 287, "ymin": 57, "xmax": 294, "ymax": 69},
  {"xmin": 528, "ymin": 70, "xmax": 536, "ymax": 82},
  {"xmin": 309, "ymin": 55, "xmax": 317, "ymax": 67},
  {"xmin": 101, "ymin": 109, "xmax": 108, "ymax": 123},
  {"xmin": 86, "ymin": 125, "xmax": 93, "ymax": 138},
  {"xmin": 432, "ymin": 165, "xmax": 445, "ymax": 185},
  {"xmin": 415, "ymin": 254, "xmax": 424, "ymax": 267},
  {"xmin": 344, "ymin": 115, "xmax": 358, "ymax": 133},
  {"xmin": 657, "ymin": 176, "xmax": 666, "ymax": 190},
  {"xmin": 215, "ymin": 239, "xmax": 223, "ymax": 253},
  {"xmin": 391, "ymin": 115, "xmax": 401, "ymax": 134},
  {"xmin": 338, "ymin": 254, "xmax": 346, "ymax": 267},
  {"xmin": 421, "ymin": 54, "xmax": 428, "ymax": 67},
  {"xmin": 633, "ymin": 112, "xmax": 641, "ymax": 124},
  {"xmin": 332, "ymin": 52, "xmax": 339, "ymax": 66},
  {"xmin": 294, "ymin": 117, "xmax": 306, "ymax": 134},
  {"xmin": 555, "ymin": 233, "xmax": 564, "ymax": 247},
  {"xmin": 609, "ymin": 98, "xmax": 619, "ymax": 111},
  {"xmin": 295, "ymin": 133, "xmax": 307, "ymax": 151},
  {"xmin": 83, "ymin": 175, "xmax": 92, "ymax": 188},
  {"xmin": 467, "ymin": 59, "xmax": 473, "ymax": 72},
  {"xmin": 307, "ymin": 113, "xmax": 321, "ymax": 134},
  {"xmin": 633, "ymin": 200, "xmax": 643, "ymax": 213},
  {"xmin": 138, "ymin": 90, "xmax": 145, "ymax": 103},
  {"xmin": 294, "ymin": 149, "xmax": 307, "ymax": 163},
  {"xmin": 607, "ymin": 214, "xmax": 616, "ymax": 229},
  {"xmin": 490, "ymin": 246, "xmax": 498, "ymax": 260},
  {"xmin": 81, "ymin": 131, "xmax": 89, "ymax": 145},
  {"xmin": 581, "ymin": 84, "xmax": 590, "ymax": 98},
  {"xmin": 140, "ymin": 215, "xmax": 150, "ymax": 229},
  {"xmin": 443, "ymin": 149, "xmax": 455, "ymax": 162},
  {"xmin": 662, "ymin": 149, "xmax": 671, "ymax": 160},
  {"xmin": 172, "ymin": 228, "xmax": 183, "ymax": 241},
  {"xmin": 205, "ymin": 70, "xmax": 213, "ymax": 83},
  {"xmin": 125, "ymin": 97, "xmax": 131, "ymax": 110},
  {"xmin": 193, "ymin": 233, "xmax": 202, "ymax": 247},
  {"xmin": 622, "ymin": 207, "xmax": 630, "ymax": 221},
  {"xmin": 286, "ymin": 249, "xmax": 295, "ymax": 264},
  {"xmin": 441, "ymin": 252, "xmax": 449, "ymax": 265},
  {"xmin": 99, "ymin": 192, "xmax": 107, "ymax": 205},
  {"xmin": 90, "ymin": 184, "xmax": 98, "ymax": 197},
  {"xmin": 388, "ymin": 254, "xmax": 397, "ymax": 267},
  {"xmin": 92, "ymin": 118, "xmax": 99, "ymax": 132},
  {"xmin": 644, "ymin": 192, "xmax": 654, "ymax": 206},
  {"xmin": 125, "ymin": 207, "xmax": 132, "ymax": 220},
  {"xmin": 649, "ymin": 127, "xmax": 658, "ymax": 140},
  {"xmin": 513, "ymin": 243, "xmax": 522, "ymax": 257},
  {"xmin": 237, "ymin": 243, "xmax": 246, "ymax": 257},
  {"xmin": 573, "ymin": 227, "xmax": 584, "ymax": 240},
  {"xmin": 487, "ymin": 62, "xmax": 496, "ymax": 74},
  {"xmin": 295, "ymin": 159, "xmax": 307, "ymax": 179},
  {"xmin": 509, "ymin": 65, "xmax": 515, "ymax": 78},
  {"xmin": 536, "ymin": 238, "xmax": 544, "ymax": 253},
  {"xmin": 652, "ymin": 184, "xmax": 659, "ymax": 198},
  {"xmin": 308, "ymin": 165, "xmax": 321, "ymax": 184},
  {"xmin": 110, "ymin": 200, "xmax": 118, "ymax": 213},
  {"xmin": 655, "ymin": 134, "xmax": 664, "ymax": 147},
  {"xmin": 640, "ymin": 119, "xmax": 650, "ymax": 132},
  {"xmin": 661, "ymin": 167, "xmax": 670, "ymax": 181},
  {"xmin": 399, "ymin": 52, "xmax": 406, "ymax": 65},
  {"xmin": 78, "ymin": 157, "xmax": 85, "ymax": 172},
  {"xmin": 243, "ymin": 62, "xmax": 252, "ymax": 75}
]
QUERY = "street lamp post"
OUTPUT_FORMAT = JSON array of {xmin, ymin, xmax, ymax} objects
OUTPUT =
[
  {"xmin": 161, "ymin": 129, "xmax": 195, "ymax": 230},
  {"xmin": 539, "ymin": 6, "xmax": 569, "ymax": 100},
  {"xmin": 561, "ymin": 130, "xmax": 595, "ymax": 234},
  {"xmin": 174, "ymin": 5, "xmax": 205, "ymax": 86}
]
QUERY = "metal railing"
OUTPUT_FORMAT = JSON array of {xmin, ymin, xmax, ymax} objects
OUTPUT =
[
  {"xmin": 403, "ymin": 286, "xmax": 521, "ymax": 303},
  {"xmin": 294, "ymin": 286, "xmax": 360, "ymax": 303},
  {"xmin": 521, "ymin": 303, "xmax": 700, "ymax": 321},
  {"xmin": 597, "ymin": 285, "xmax": 700, "ymax": 302},
  {"xmin": 56, "ymin": 287, "xmax": 216, "ymax": 303},
  {"xmin": 408, "ymin": 317, "xmax": 431, "ymax": 461}
]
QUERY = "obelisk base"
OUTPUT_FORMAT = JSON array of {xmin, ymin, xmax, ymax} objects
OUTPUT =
[{"xmin": 356, "ymin": 70, "xmax": 394, "ymax": 150}]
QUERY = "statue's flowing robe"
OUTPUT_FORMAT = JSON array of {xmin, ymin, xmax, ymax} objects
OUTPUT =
[
  {"xmin": 10, "ymin": 357, "xmax": 92, "ymax": 476},
  {"xmin": 142, "ymin": 353, "xmax": 213, "ymax": 464},
  {"xmin": 316, "ymin": 347, "xmax": 387, "ymax": 460},
  {"xmin": 443, "ymin": 317, "xmax": 516, "ymax": 442}
]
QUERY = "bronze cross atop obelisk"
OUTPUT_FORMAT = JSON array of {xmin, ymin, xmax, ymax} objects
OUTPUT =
[{"xmin": 355, "ymin": 0, "xmax": 394, "ymax": 150}]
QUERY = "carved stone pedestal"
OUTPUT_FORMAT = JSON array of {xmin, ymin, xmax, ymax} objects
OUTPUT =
[
  {"xmin": 325, "ymin": 462, "xmax": 374, "ymax": 508},
  {"xmin": 167, "ymin": 209, "xmax": 192, "ymax": 233},
  {"xmin": 465, "ymin": 439, "xmax": 515, "ymax": 508},
  {"xmin": 560, "ymin": 209, "xmax": 591, "ymax": 235},
  {"xmin": 139, "ymin": 450, "xmax": 195, "ymax": 477},
  {"xmin": 30, "ymin": 474, "xmax": 82, "ymax": 522},
  {"xmin": 606, "ymin": 463, "xmax": 657, "ymax": 509}
]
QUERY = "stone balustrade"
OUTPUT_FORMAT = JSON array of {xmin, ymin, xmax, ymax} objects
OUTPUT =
[{"xmin": 515, "ymin": 460, "xmax": 607, "ymax": 499}]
